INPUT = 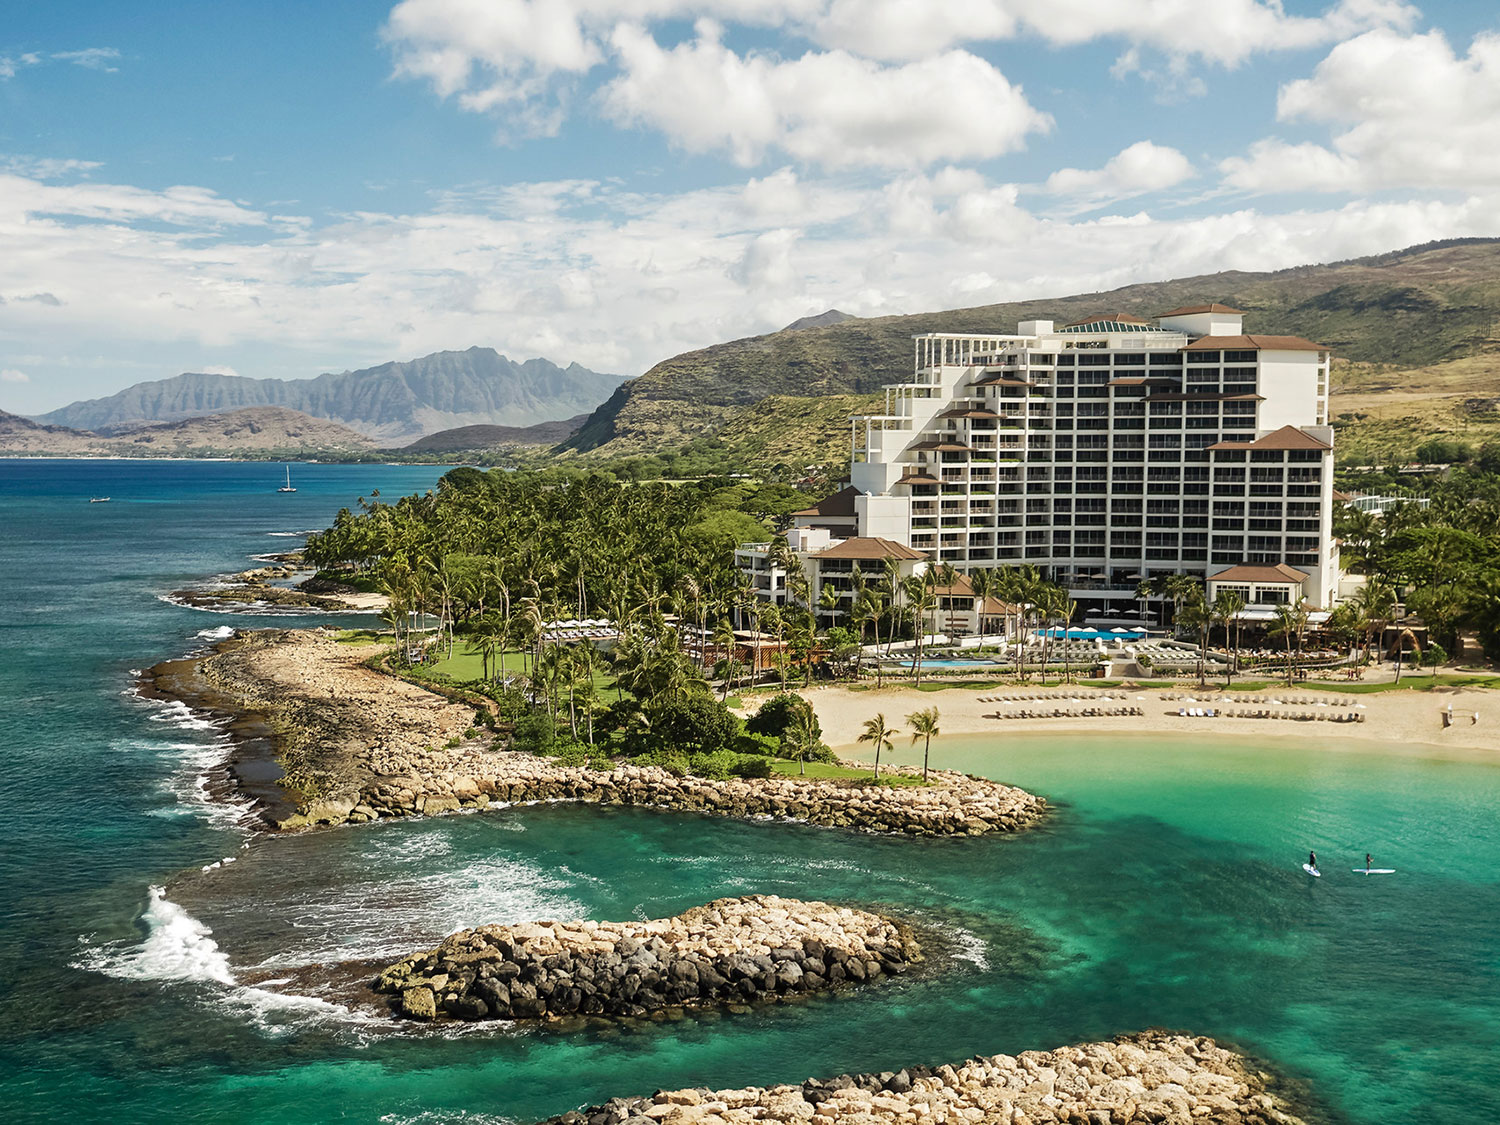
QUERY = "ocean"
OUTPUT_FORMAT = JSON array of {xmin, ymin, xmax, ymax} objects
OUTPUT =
[{"xmin": 1, "ymin": 458, "xmax": 1497, "ymax": 1124}]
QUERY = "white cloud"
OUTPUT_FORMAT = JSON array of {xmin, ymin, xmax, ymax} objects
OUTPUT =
[
  {"xmin": 1223, "ymin": 28, "xmax": 1500, "ymax": 193},
  {"xmin": 4, "ymin": 159, "xmax": 1496, "ymax": 410},
  {"xmin": 1045, "ymin": 141, "xmax": 1194, "ymax": 206},
  {"xmin": 0, "ymin": 155, "xmax": 103, "ymax": 180},
  {"xmin": 380, "ymin": 0, "xmax": 1420, "ymax": 131},
  {"xmin": 197, "ymin": 365, "xmax": 241, "ymax": 378},
  {"xmin": 601, "ymin": 25, "xmax": 1050, "ymax": 168},
  {"xmin": 51, "ymin": 48, "xmax": 121, "ymax": 72},
  {"xmin": 1003, "ymin": 0, "xmax": 1417, "ymax": 67},
  {"xmin": 0, "ymin": 53, "xmax": 41, "ymax": 79},
  {"xmin": 0, "ymin": 369, "xmax": 29, "ymax": 383},
  {"xmin": 0, "ymin": 175, "xmax": 269, "ymax": 227}
]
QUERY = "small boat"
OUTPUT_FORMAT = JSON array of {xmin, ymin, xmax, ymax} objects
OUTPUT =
[
  {"xmin": 89, "ymin": 497, "xmax": 110, "ymax": 503},
  {"xmin": 277, "ymin": 465, "xmax": 297, "ymax": 493}
]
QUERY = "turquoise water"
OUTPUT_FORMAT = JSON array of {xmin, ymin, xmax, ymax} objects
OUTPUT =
[{"xmin": 3, "ymin": 460, "xmax": 1499, "ymax": 1125}]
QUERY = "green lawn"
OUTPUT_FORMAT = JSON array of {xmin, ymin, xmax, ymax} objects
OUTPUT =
[
  {"xmin": 422, "ymin": 643, "xmax": 624, "ymax": 696},
  {"xmin": 771, "ymin": 759, "xmax": 930, "ymax": 786}
]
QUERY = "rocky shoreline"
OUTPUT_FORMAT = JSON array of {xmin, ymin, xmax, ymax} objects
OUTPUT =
[
  {"xmin": 169, "ymin": 553, "xmax": 380, "ymax": 612},
  {"xmin": 541, "ymin": 1032, "xmax": 1312, "ymax": 1125},
  {"xmin": 188, "ymin": 629, "xmax": 1048, "ymax": 836},
  {"xmin": 373, "ymin": 895, "xmax": 920, "ymax": 1022}
]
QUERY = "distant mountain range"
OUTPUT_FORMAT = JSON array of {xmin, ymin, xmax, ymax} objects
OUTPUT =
[
  {"xmin": 401, "ymin": 414, "xmax": 591, "ymax": 453},
  {"xmin": 37, "ymin": 347, "xmax": 622, "ymax": 444},
  {"xmin": 0, "ymin": 406, "xmax": 373, "ymax": 457},
  {"xmin": 560, "ymin": 238, "xmax": 1500, "ymax": 467}
]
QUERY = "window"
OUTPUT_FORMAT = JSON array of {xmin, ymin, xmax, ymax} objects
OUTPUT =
[{"xmin": 1224, "ymin": 350, "xmax": 1257, "ymax": 363}]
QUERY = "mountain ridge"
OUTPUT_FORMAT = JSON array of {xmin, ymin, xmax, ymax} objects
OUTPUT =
[
  {"xmin": 559, "ymin": 238, "xmax": 1500, "ymax": 464},
  {"xmin": 39, "ymin": 347, "xmax": 622, "ymax": 443},
  {"xmin": 0, "ymin": 406, "xmax": 374, "ymax": 456}
]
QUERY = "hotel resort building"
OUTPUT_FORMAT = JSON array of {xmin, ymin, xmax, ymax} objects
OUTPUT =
[{"xmin": 738, "ymin": 304, "xmax": 1338, "ymax": 631}]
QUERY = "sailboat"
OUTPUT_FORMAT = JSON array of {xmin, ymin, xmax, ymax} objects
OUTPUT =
[{"xmin": 277, "ymin": 465, "xmax": 297, "ymax": 493}]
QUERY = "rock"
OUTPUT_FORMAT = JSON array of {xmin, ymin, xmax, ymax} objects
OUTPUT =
[
  {"xmin": 536, "ymin": 1034, "xmax": 1313, "ymax": 1125},
  {"xmin": 373, "ymin": 895, "xmax": 920, "ymax": 1024},
  {"xmin": 400, "ymin": 986, "xmax": 437, "ymax": 1021}
]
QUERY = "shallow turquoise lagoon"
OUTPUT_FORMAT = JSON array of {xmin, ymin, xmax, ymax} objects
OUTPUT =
[{"xmin": 2, "ymin": 460, "xmax": 1498, "ymax": 1125}]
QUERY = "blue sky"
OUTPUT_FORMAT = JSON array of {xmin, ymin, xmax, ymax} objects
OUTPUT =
[{"xmin": 2, "ymin": 0, "xmax": 1498, "ymax": 414}]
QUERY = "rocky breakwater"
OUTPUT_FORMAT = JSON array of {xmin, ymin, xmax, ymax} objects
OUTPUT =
[
  {"xmin": 542, "ymin": 1032, "xmax": 1311, "ymax": 1125},
  {"xmin": 373, "ymin": 895, "xmax": 920, "ymax": 1023},
  {"xmin": 195, "ymin": 630, "xmax": 1046, "ymax": 836},
  {"xmin": 362, "ymin": 754, "xmax": 1047, "ymax": 838}
]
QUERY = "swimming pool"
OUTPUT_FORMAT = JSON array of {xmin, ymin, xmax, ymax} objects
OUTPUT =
[{"xmin": 1034, "ymin": 627, "xmax": 1146, "ymax": 641}]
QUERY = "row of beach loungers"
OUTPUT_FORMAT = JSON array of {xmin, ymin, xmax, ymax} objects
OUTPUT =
[
  {"xmin": 978, "ymin": 691, "xmax": 1135, "ymax": 703},
  {"xmin": 990, "ymin": 707, "xmax": 1145, "ymax": 719},
  {"xmin": 1160, "ymin": 693, "xmax": 1361, "ymax": 707},
  {"xmin": 1176, "ymin": 707, "xmax": 1365, "ymax": 723}
]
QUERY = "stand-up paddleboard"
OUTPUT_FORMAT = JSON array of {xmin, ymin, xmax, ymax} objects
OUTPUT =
[
  {"xmin": 1352, "ymin": 868, "xmax": 1396, "ymax": 874},
  {"xmin": 1302, "ymin": 863, "xmax": 1321, "ymax": 877}
]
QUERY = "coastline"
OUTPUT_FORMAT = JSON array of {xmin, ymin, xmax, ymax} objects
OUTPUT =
[
  {"xmin": 805, "ymin": 681, "xmax": 1500, "ymax": 763},
  {"xmin": 173, "ymin": 628, "xmax": 1047, "ymax": 835}
]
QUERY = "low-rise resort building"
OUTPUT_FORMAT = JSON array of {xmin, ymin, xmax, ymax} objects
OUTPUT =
[{"xmin": 738, "ymin": 305, "xmax": 1340, "ymax": 634}]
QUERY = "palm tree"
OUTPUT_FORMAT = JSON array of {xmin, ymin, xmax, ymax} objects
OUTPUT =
[
  {"xmin": 903, "ymin": 574, "xmax": 938, "ymax": 687},
  {"xmin": 1134, "ymin": 577, "xmax": 1154, "ymax": 629},
  {"xmin": 857, "ymin": 712, "xmax": 897, "ymax": 782},
  {"xmin": 784, "ymin": 705, "xmax": 819, "ymax": 777},
  {"xmin": 1269, "ymin": 602, "xmax": 1310, "ymax": 686},
  {"xmin": 906, "ymin": 706, "xmax": 940, "ymax": 783},
  {"xmin": 1211, "ymin": 589, "xmax": 1245, "ymax": 687}
]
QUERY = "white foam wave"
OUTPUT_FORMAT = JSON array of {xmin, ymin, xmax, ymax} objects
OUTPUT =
[
  {"xmin": 196, "ymin": 625, "xmax": 236, "ymax": 640},
  {"xmin": 929, "ymin": 922, "xmax": 990, "ymax": 971},
  {"xmin": 248, "ymin": 855, "xmax": 587, "ymax": 968},
  {"xmin": 119, "ymin": 695, "xmax": 257, "ymax": 830},
  {"xmin": 74, "ymin": 889, "xmax": 397, "ymax": 1037},
  {"xmin": 75, "ymin": 886, "xmax": 235, "ymax": 984},
  {"xmin": 157, "ymin": 592, "xmax": 340, "ymax": 617},
  {"xmin": 360, "ymin": 832, "xmax": 455, "ymax": 865},
  {"xmin": 379, "ymin": 1112, "xmax": 519, "ymax": 1125},
  {"xmin": 145, "ymin": 698, "xmax": 223, "ymax": 733}
]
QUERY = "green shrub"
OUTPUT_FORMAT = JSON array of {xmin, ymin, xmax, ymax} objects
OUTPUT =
[
  {"xmin": 745, "ymin": 692, "xmax": 820, "ymax": 741},
  {"xmin": 636, "ymin": 748, "xmax": 692, "ymax": 777},
  {"xmin": 509, "ymin": 711, "xmax": 558, "ymax": 754},
  {"xmin": 734, "ymin": 731, "xmax": 781, "ymax": 756},
  {"xmin": 647, "ymin": 694, "xmax": 742, "ymax": 754},
  {"xmin": 690, "ymin": 749, "xmax": 737, "ymax": 780},
  {"xmin": 731, "ymin": 755, "xmax": 773, "ymax": 779}
]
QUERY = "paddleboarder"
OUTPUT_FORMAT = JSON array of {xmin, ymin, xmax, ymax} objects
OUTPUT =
[
  {"xmin": 1309, "ymin": 850, "xmax": 1318, "ymax": 871},
  {"xmin": 1365, "ymin": 853, "xmax": 1373, "ymax": 873}
]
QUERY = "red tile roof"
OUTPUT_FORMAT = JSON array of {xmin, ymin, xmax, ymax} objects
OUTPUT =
[
  {"xmin": 1209, "ymin": 563, "xmax": 1308, "ymax": 584},
  {"xmin": 1181, "ymin": 334, "xmax": 1326, "ymax": 352},
  {"xmin": 1209, "ymin": 425, "xmax": 1332, "ymax": 452},
  {"xmin": 813, "ymin": 537, "xmax": 927, "ymax": 562}
]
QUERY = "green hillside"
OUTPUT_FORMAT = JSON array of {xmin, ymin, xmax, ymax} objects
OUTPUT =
[{"xmin": 559, "ymin": 238, "xmax": 1500, "ymax": 470}]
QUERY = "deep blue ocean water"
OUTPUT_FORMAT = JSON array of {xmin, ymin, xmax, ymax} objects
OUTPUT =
[{"xmin": 2, "ymin": 459, "xmax": 1498, "ymax": 1125}]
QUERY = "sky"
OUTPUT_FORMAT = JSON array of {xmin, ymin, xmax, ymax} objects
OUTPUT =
[{"xmin": 2, "ymin": 0, "xmax": 1498, "ymax": 415}]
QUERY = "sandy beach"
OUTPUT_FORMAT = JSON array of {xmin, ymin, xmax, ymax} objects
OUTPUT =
[{"xmin": 804, "ymin": 681, "xmax": 1500, "ymax": 762}]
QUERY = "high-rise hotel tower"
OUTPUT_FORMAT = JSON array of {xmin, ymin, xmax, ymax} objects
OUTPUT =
[{"xmin": 843, "ymin": 305, "xmax": 1338, "ymax": 619}]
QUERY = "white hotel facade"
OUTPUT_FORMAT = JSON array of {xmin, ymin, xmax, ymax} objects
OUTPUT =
[{"xmin": 740, "ymin": 305, "xmax": 1340, "ymax": 629}]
